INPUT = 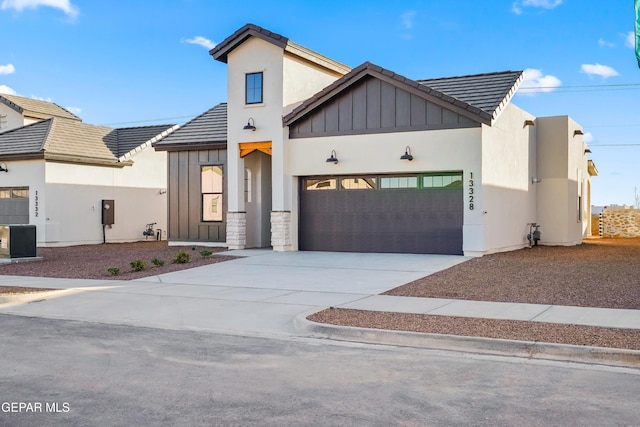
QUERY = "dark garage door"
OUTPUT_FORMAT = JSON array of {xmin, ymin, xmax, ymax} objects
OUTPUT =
[{"xmin": 299, "ymin": 174, "xmax": 463, "ymax": 255}]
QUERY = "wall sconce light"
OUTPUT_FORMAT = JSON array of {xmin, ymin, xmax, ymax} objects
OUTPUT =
[
  {"xmin": 0, "ymin": 162, "xmax": 7, "ymax": 172},
  {"xmin": 400, "ymin": 146, "xmax": 413, "ymax": 161},
  {"xmin": 243, "ymin": 118, "xmax": 256, "ymax": 131},
  {"xmin": 573, "ymin": 130, "xmax": 584, "ymax": 136},
  {"xmin": 326, "ymin": 150, "xmax": 338, "ymax": 164},
  {"xmin": 584, "ymin": 148, "xmax": 592, "ymax": 154},
  {"xmin": 531, "ymin": 177, "xmax": 542, "ymax": 184},
  {"xmin": 524, "ymin": 120, "xmax": 535, "ymax": 127}
]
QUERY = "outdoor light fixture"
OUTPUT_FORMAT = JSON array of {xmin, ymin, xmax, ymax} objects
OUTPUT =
[
  {"xmin": 523, "ymin": 119, "xmax": 535, "ymax": 127},
  {"xmin": 400, "ymin": 146, "xmax": 413, "ymax": 161},
  {"xmin": 326, "ymin": 150, "xmax": 338, "ymax": 164},
  {"xmin": 573, "ymin": 129, "xmax": 584, "ymax": 136},
  {"xmin": 0, "ymin": 162, "xmax": 7, "ymax": 172},
  {"xmin": 243, "ymin": 118, "xmax": 256, "ymax": 131}
]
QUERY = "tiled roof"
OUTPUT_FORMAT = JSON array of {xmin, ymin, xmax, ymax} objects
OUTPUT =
[
  {"xmin": 154, "ymin": 103, "xmax": 227, "ymax": 149},
  {"xmin": 0, "ymin": 118, "xmax": 176, "ymax": 166},
  {"xmin": 115, "ymin": 124, "xmax": 179, "ymax": 156},
  {"xmin": 284, "ymin": 62, "xmax": 523, "ymax": 126},
  {"xmin": 417, "ymin": 71, "xmax": 523, "ymax": 119},
  {"xmin": 0, "ymin": 94, "xmax": 82, "ymax": 121},
  {"xmin": 210, "ymin": 23, "xmax": 350, "ymax": 75}
]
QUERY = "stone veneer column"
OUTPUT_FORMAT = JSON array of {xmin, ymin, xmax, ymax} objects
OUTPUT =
[
  {"xmin": 271, "ymin": 211, "xmax": 293, "ymax": 251},
  {"xmin": 226, "ymin": 211, "xmax": 246, "ymax": 250}
]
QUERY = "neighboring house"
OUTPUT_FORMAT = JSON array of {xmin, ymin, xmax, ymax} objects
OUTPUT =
[
  {"xmin": 169, "ymin": 23, "xmax": 597, "ymax": 256},
  {"xmin": 0, "ymin": 94, "xmax": 177, "ymax": 246},
  {"xmin": 153, "ymin": 103, "xmax": 228, "ymax": 246}
]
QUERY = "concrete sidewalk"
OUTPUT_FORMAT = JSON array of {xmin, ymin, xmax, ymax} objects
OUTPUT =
[{"xmin": 1, "ymin": 249, "xmax": 639, "ymax": 367}]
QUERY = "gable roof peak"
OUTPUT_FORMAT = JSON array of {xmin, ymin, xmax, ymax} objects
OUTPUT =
[
  {"xmin": 210, "ymin": 23, "xmax": 350, "ymax": 76},
  {"xmin": 0, "ymin": 93, "xmax": 82, "ymax": 122}
]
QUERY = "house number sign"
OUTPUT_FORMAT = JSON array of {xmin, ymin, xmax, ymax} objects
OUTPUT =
[
  {"xmin": 35, "ymin": 190, "xmax": 39, "ymax": 217},
  {"xmin": 468, "ymin": 173, "xmax": 474, "ymax": 210}
]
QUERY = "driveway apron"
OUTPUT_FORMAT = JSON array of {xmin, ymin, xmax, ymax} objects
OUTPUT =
[{"xmin": 0, "ymin": 250, "xmax": 469, "ymax": 337}]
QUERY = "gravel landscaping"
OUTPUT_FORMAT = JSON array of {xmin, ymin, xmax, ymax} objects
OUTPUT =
[
  {"xmin": 309, "ymin": 238, "xmax": 640, "ymax": 350},
  {"xmin": 0, "ymin": 241, "xmax": 234, "ymax": 283}
]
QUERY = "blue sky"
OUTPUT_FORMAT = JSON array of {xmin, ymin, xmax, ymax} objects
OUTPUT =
[{"xmin": 1, "ymin": 0, "xmax": 638, "ymax": 206}]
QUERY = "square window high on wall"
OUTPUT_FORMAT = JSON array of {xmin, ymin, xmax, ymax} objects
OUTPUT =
[{"xmin": 245, "ymin": 72, "xmax": 263, "ymax": 104}]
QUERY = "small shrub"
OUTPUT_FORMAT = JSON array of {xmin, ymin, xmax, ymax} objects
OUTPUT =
[
  {"xmin": 173, "ymin": 249, "xmax": 190, "ymax": 264},
  {"xmin": 151, "ymin": 257, "xmax": 165, "ymax": 267},
  {"xmin": 130, "ymin": 259, "xmax": 146, "ymax": 272},
  {"xmin": 199, "ymin": 249, "xmax": 213, "ymax": 258},
  {"xmin": 107, "ymin": 266, "xmax": 121, "ymax": 276}
]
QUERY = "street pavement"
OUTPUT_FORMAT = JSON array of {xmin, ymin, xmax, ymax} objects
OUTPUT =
[{"xmin": 1, "ymin": 249, "xmax": 639, "ymax": 367}]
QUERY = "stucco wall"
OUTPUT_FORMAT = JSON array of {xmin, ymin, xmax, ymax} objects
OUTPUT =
[
  {"xmin": 535, "ymin": 115, "xmax": 589, "ymax": 246},
  {"xmin": 0, "ymin": 106, "xmax": 26, "ymax": 132},
  {"xmin": 42, "ymin": 145, "xmax": 168, "ymax": 246},
  {"xmin": 480, "ymin": 103, "xmax": 537, "ymax": 254}
]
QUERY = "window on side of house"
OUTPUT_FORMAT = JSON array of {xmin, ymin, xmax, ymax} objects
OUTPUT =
[
  {"xmin": 245, "ymin": 72, "xmax": 263, "ymax": 104},
  {"xmin": 201, "ymin": 166, "xmax": 223, "ymax": 222}
]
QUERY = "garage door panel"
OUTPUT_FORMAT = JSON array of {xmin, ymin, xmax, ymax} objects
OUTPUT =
[{"xmin": 300, "ymin": 176, "xmax": 463, "ymax": 255}]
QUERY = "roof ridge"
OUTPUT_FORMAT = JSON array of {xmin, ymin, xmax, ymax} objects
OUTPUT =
[{"xmin": 417, "ymin": 70, "xmax": 523, "ymax": 82}]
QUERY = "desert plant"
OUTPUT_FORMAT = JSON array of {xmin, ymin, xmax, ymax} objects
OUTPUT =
[
  {"xmin": 151, "ymin": 257, "xmax": 165, "ymax": 267},
  {"xmin": 107, "ymin": 266, "xmax": 121, "ymax": 276},
  {"xmin": 130, "ymin": 259, "xmax": 146, "ymax": 272},
  {"xmin": 199, "ymin": 249, "xmax": 213, "ymax": 258},
  {"xmin": 173, "ymin": 249, "xmax": 190, "ymax": 264}
]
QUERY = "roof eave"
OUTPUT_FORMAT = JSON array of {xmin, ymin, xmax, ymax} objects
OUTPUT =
[
  {"xmin": 283, "ymin": 62, "xmax": 492, "ymax": 127},
  {"xmin": 152, "ymin": 141, "xmax": 227, "ymax": 152}
]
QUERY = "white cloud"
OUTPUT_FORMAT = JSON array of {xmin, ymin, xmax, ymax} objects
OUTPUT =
[
  {"xmin": 401, "ymin": 10, "xmax": 416, "ymax": 29},
  {"xmin": 625, "ymin": 31, "xmax": 635, "ymax": 48},
  {"xmin": 0, "ymin": 63, "xmax": 15, "ymax": 75},
  {"xmin": 581, "ymin": 63, "xmax": 619, "ymax": 78},
  {"xmin": 511, "ymin": 0, "xmax": 562, "ymax": 14},
  {"xmin": 598, "ymin": 38, "xmax": 614, "ymax": 48},
  {"xmin": 185, "ymin": 36, "xmax": 216, "ymax": 50},
  {"xmin": 522, "ymin": 0, "xmax": 562, "ymax": 8},
  {"xmin": 0, "ymin": 0, "xmax": 78, "ymax": 17},
  {"xmin": 0, "ymin": 85, "xmax": 17, "ymax": 95},
  {"xmin": 30, "ymin": 95, "xmax": 52, "ymax": 102},
  {"xmin": 65, "ymin": 106, "xmax": 81, "ymax": 116},
  {"xmin": 518, "ymin": 68, "xmax": 562, "ymax": 95},
  {"xmin": 583, "ymin": 132, "xmax": 594, "ymax": 143}
]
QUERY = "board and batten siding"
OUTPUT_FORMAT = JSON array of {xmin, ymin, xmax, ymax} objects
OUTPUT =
[
  {"xmin": 289, "ymin": 77, "xmax": 480, "ymax": 138},
  {"xmin": 168, "ymin": 149, "xmax": 227, "ymax": 242}
]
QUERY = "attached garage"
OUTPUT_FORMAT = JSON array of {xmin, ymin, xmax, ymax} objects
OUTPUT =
[
  {"xmin": 0, "ymin": 187, "xmax": 29, "ymax": 225},
  {"xmin": 299, "ymin": 173, "xmax": 463, "ymax": 255}
]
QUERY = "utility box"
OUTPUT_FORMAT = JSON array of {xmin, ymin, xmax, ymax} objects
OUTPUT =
[
  {"xmin": 102, "ymin": 199, "xmax": 114, "ymax": 225},
  {"xmin": 0, "ymin": 225, "xmax": 37, "ymax": 258}
]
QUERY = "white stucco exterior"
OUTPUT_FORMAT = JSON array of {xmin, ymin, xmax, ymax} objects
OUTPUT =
[
  {"xmin": 214, "ymin": 24, "xmax": 595, "ymax": 256},
  {"xmin": 2, "ymin": 145, "xmax": 168, "ymax": 246}
]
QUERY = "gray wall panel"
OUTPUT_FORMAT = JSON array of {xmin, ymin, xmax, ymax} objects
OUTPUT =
[
  {"xmin": 290, "ymin": 76, "xmax": 480, "ymax": 138},
  {"xmin": 166, "ymin": 149, "xmax": 227, "ymax": 242}
]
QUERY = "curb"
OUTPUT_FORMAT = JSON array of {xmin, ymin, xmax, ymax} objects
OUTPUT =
[{"xmin": 294, "ymin": 312, "xmax": 640, "ymax": 369}]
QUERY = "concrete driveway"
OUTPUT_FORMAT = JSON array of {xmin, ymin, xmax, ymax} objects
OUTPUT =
[{"xmin": 0, "ymin": 250, "xmax": 468, "ymax": 337}]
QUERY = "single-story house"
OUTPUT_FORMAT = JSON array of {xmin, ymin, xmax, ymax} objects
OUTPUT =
[
  {"xmin": 153, "ymin": 103, "xmax": 228, "ymax": 246},
  {"xmin": 0, "ymin": 94, "xmax": 177, "ymax": 246},
  {"xmin": 161, "ymin": 23, "xmax": 599, "ymax": 256}
]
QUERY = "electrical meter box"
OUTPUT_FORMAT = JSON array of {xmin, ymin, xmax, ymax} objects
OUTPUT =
[{"xmin": 0, "ymin": 225, "xmax": 37, "ymax": 258}]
